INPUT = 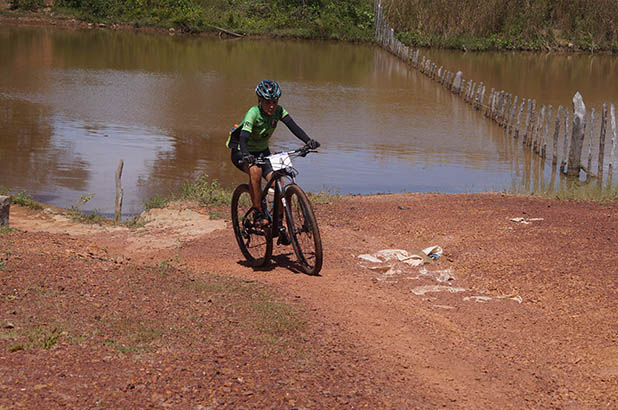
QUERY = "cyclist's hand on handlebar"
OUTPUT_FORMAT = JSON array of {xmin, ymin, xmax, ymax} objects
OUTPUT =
[
  {"xmin": 242, "ymin": 154, "xmax": 255, "ymax": 165},
  {"xmin": 307, "ymin": 139, "xmax": 320, "ymax": 150}
]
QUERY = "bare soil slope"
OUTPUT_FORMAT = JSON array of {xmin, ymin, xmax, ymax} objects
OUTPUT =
[{"xmin": 1, "ymin": 193, "xmax": 617, "ymax": 409}]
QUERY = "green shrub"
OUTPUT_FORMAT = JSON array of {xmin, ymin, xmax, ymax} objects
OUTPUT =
[
  {"xmin": 11, "ymin": 191, "xmax": 43, "ymax": 210},
  {"xmin": 180, "ymin": 174, "xmax": 233, "ymax": 207},
  {"xmin": 143, "ymin": 194, "xmax": 169, "ymax": 210}
]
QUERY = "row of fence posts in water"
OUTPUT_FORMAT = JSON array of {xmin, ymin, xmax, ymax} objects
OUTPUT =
[{"xmin": 374, "ymin": 1, "xmax": 617, "ymax": 183}]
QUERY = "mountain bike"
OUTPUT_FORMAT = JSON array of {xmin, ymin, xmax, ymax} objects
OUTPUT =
[{"xmin": 231, "ymin": 145, "xmax": 323, "ymax": 275}]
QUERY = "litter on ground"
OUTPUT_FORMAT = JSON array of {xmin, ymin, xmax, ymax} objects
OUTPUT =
[
  {"xmin": 357, "ymin": 247, "xmax": 523, "ymax": 305},
  {"xmin": 510, "ymin": 217, "xmax": 544, "ymax": 224},
  {"xmin": 464, "ymin": 294, "xmax": 523, "ymax": 304},
  {"xmin": 411, "ymin": 285, "xmax": 467, "ymax": 296}
]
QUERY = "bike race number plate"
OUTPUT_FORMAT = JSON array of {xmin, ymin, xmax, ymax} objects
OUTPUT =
[{"xmin": 268, "ymin": 152, "xmax": 293, "ymax": 171}]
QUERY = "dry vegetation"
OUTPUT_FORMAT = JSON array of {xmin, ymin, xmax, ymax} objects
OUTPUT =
[{"xmin": 382, "ymin": 0, "xmax": 618, "ymax": 50}]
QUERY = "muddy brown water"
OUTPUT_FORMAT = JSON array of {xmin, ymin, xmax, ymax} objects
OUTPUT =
[{"xmin": 1, "ymin": 24, "xmax": 617, "ymax": 217}]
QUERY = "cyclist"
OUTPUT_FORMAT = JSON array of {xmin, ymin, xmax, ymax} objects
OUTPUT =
[{"xmin": 227, "ymin": 80, "xmax": 320, "ymax": 229}]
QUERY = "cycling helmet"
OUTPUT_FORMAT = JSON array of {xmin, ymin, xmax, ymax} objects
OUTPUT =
[{"xmin": 255, "ymin": 80, "xmax": 281, "ymax": 100}]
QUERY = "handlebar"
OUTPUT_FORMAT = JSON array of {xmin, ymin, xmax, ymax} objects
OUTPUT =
[{"xmin": 241, "ymin": 145, "xmax": 318, "ymax": 165}]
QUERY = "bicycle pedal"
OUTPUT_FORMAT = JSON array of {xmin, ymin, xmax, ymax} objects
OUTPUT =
[{"xmin": 277, "ymin": 231, "xmax": 292, "ymax": 246}]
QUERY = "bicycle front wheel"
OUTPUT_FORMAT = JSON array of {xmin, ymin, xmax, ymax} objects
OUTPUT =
[
  {"xmin": 284, "ymin": 184, "xmax": 323, "ymax": 275},
  {"xmin": 231, "ymin": 184, "xmax": 273, "ymax": 267}
]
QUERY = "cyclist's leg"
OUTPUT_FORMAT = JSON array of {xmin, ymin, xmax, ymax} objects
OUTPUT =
[
  {"xmin": 231, "ymin": 149, "xmax": 263, "ymax": 210},
  {"xmin": 250, "ymin": 149, "xmax": 272, "ymax": 210},
  {"xmin": 248, "ymin": 164, "xmax": 263, "ymax": 209}
]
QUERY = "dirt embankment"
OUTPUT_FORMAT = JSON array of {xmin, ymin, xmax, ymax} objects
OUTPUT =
[{"xmin": 1, "ymin": 193, "xmax": 617, "ymax": 408}]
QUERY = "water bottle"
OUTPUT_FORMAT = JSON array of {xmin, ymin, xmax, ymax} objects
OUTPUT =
[{"xmin": 266, "ymin": 187, "xmax": 275, "ymax": 210}]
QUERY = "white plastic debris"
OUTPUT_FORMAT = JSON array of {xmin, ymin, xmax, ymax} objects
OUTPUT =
[
  {"xmin": 357, "ymin": 247, "xmax": 443, "ymax": 281},
  {"xmin": 464, "ymin": 294, "xmax": 523, "ymax": 304},
  {"xmin": 412, "ymin": 267, "xmax": 456, "ymax": 282},
  {"xmin": 411, "ymin": 285, "xmax": 466, "ymax": 296},
  {"xmin": 510, "ymin": 217, "xmax": 544, "ymax": 224}
]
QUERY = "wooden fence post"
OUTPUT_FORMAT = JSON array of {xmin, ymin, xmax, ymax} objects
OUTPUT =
[
  {"xmin": 486, "ymin": 91, "xmax": 491, "ymax": 117},
  {"xmin": 562, "ymin": 108, "xmax": 570, "ymax": 174},
  {"xmin": 494, "ymin": 90, "xmax": 504, "ymax": 126},
  {"xmin": 529, "ymin": 100, "xmax": 537, "ymax": 146},
  {"xmin": 491, "ymin": 91, "xmax": 497, "ymax": 119},
  {"xmin": 609, "ymin": 104, "xmax": 616, "ymax": 176},
  {"xmin": 504, "ymin": 93, "xmax": 512, "ymax": 127},
  {"xmin": 0, "ymin": 196, "xmax": 10, "ymax": 227},
  {"xmin": 567, "ymin": 92, "xmax": 586, "ymax": 177},
  {"xmin": 522, "ymin": 99, "xmax": 531, "ymax": 143},
  {"xmin": 587, "ymin": 108, "xmax": 595, "ymax": 174},
  {"xmin": 115, "ymin": 159, "xmax": 124, "ymax": 222},
  {"xmin": 532, "ymin": 104, "xmax": 545, "ymax": 154},
  {"xmin": 505, "ymin": 94, "xmax": 513, "ymax": 128},
  {"xmin": 542, "ymin": 105, "xmax": 552, "ymax": 158},
  {"xmin": 598, "ymin": 104, "xmax": 608, "ymax": 178},
  {"xmin": 474, "ymin": 83, "xmax": 482, "ymax": 110},
  {"xmin": 552, "ymin": 106, "xmax": 563, "ymax": 165},
  {"xmin": 515, "ymin": 99, "xmax": 525, "ymax": 139},
  {"xmin": 452, "ymin": 71, "xmax": 462, "ymax": 95},
  {"xmin": 509, "ymin": 96, "xmax": 518, "ymax": 135}
]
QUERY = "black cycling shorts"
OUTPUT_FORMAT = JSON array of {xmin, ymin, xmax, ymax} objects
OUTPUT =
[{"xmin": 231, "ymin": 148, "xmax": 273, "ymax": 177}]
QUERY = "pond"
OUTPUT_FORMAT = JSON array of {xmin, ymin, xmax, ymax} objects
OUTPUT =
[{"xmin": 1, "ymin": 24, "xmax": 616, "ymax": 217}]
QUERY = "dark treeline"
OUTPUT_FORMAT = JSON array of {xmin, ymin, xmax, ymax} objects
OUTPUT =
[
  {"xmin": 7, "ymin": 0, "xmax": 618, "ymax": 51},
  {"xmin": 381, "ymin": 0, "xmax": 618, "ymax": 51}
]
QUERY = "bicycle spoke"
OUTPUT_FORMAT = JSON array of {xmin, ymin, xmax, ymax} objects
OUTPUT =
[
  {"xmin": 285, "ymin": 184, "xmax": 323, "ymax": 275},
  {"xmin": 231, "ymin": 184, "xmax": 272, "ymax": 266}
]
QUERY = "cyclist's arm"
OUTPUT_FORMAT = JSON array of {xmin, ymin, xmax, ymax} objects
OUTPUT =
[
  {"xmin": 239, "ymin": 129, "xmax": 251, "ymax": 155},
  {"xmin": 281, "ymin": 114, "xmax": 310, "ymax": 144}
]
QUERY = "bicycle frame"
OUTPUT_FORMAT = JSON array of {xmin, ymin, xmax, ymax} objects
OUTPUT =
[
  {"xmin": 257, "ymin": 148, "xmax": 307, "ymax": 232},
  {"xmin": 260, "ymin": 168, "xmax": 292, "ymax": 232}
]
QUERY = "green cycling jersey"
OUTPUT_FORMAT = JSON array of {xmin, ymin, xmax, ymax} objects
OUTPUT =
[{"xmin": 226, "ymin": 105, "xmax": 289, "ymax": 152}]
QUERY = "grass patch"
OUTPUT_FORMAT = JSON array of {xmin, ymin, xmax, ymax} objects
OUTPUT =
[
  {"xmin": 143, "ymin": 194, "xmax": 169, "ymax": 211},
  {"xmin": 0, "ymin": 227, "xmax": 16, "ymax": 235},
  {"xmin": 156, "ymin": 255, "xmax": 180, "ymax": 274},
  {"xmin": 1, "ymin": 237, "xmax": 309, "ymax": 360},
  {"xmin": 179, "ymin": 174, "xmax": 234, "ymax": 207},
  {"xmin": 70, "ymin": 210, "xmax": 107, "ymax": 224},
  {"xmin": 208, "ymin": 211, "xmax": 224, "ymax": 220},
  {"xmin": 122, "ymin": 215, "xmax": 146, "ymax": 228},
  {"xmin": 252, "ymin": 294, "xmax": 304, "ymax": 353},
  {"xmin": 143, "ymin": 175, "xmax": 233, "ymax": 211},
  {"xmin": 307, "ymin": 188, "xmax": 342, "ymax": 204},
  {"xmin": 28, "ymin": 326, "xmax": 63, "ymax": 350},
  {"xmin": 3, "ymin": 190, "xmax": 43, "ymax": 210}
]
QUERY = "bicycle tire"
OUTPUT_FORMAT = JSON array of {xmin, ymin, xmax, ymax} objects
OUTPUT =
[
  {"xmin": 284, "ymin": 184, "xmax": 323, "ymax": 275},
  {"xmin": 231, "ymin": 184, "xmax": 273, "ymax": 267}
]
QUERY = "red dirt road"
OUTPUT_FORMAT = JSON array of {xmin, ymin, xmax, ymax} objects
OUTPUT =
[{"xmin": 2, "ymin": 193, "xmax": 617, "ymax": 408}]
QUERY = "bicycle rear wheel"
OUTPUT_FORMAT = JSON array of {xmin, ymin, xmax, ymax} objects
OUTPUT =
[
  {"xmin": 284, "ymin": 184, "xmax": 323, "ymax": 275},
  {"xmin": 231, "ymin": 184, "xmax": 272, "ymax": 267}
]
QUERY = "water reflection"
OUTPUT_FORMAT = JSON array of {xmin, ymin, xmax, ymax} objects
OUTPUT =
[
  {"xmin": 0, "ymin": 95, "xmax": 89, "ymax": 196},
  {"xmin": 0, "ymin": 24, "xmax": 616, "ymax": 217}
]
